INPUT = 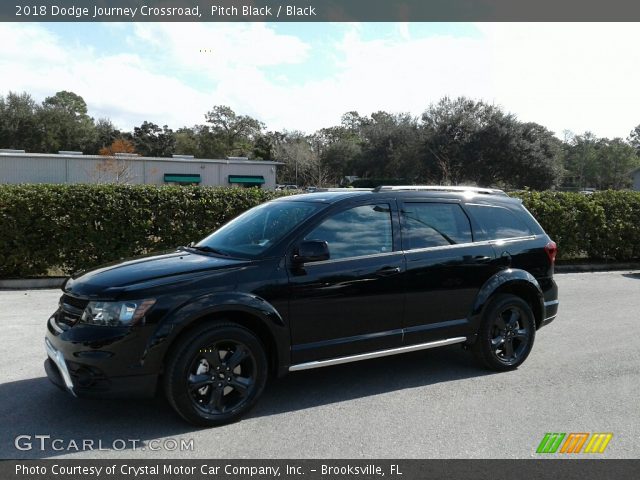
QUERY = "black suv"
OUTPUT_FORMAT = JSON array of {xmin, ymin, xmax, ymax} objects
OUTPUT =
[{"xmin": 45, "ymin": 186, "xmax": 559, "ymax": 426}]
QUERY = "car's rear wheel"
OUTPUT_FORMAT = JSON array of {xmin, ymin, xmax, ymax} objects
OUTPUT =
[
  {"xmin": 164, "ymin": 322, "xmax": 268, "ymax": 427},
  {"xmin": 473, "ymin": 294, "xmax": 536, "ymax": 371}
]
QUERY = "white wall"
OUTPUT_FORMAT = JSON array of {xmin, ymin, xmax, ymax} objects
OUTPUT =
[{"xmin": 0, "ymin": 154, "xmax": 279, "ymax": 189}]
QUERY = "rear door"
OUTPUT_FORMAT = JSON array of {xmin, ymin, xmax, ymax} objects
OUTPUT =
[{"xmin": 400, "ymin": 199, "xmax": 498, "ymax": 345}]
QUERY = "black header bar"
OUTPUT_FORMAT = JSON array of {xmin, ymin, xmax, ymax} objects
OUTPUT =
[
  {"xmin": 2, "ymin": 459, "xmax": 640, "ymax": 480},
  {"xmin": 3, "ymin": 0, "xmax": 640, "ymax": 22}
]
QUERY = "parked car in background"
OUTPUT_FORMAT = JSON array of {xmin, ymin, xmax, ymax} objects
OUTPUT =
[{"xmin": 44, "ymin": 185, "xmax": 559, "ymax": 426}]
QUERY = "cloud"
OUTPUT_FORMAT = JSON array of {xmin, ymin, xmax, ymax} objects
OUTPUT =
[
  {"xmin": 1, "ymin": 22, "xmax": 639, "ymax": 139},
  {"xmin": 0, "ymin": 23, "xmax": 211, "ymax": 130},
  {"xmin": 474, "ymin": 23, "xmax": 640, "ymax": 138}
]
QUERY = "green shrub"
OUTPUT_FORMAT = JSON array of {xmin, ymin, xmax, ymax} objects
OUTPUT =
[
  {"xmin": 0, "ymin": 184, "xmax": 284, "ymax": 278},
  {"xmin": 1, "ymin": 185, "xmax": 639, "ymax": 278},
  {"xmin": 512, "ymin": 190, "xmax": 640, "ymax": 261}
]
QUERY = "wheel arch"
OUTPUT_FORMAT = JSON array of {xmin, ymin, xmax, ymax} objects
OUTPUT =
[
  {"xmin": 470, "ymin": 269, "xmax": 545, "ymax": 331},
  {"xmin": 144, "ymin": 293, "xmax": 290, "ymax": 378},
  {"xmin": 167, "ymin": 309, "xmax": 282, "ymax": 377}
]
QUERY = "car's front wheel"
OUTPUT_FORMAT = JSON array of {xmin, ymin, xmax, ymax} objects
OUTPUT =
[
  {"xmin": 473, "ymin": 294, "xmax": 536, "ymax": 371},
  {"xmin": 164, "ymin": 322, "xmax": 268, "ymax": 427}
]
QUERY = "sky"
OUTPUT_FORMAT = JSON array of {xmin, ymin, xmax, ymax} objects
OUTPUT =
[{"xmin": 1, "ymin": 22, "xmax": 639, "ymax": 140}]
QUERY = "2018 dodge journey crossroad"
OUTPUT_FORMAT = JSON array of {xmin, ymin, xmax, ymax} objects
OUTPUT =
[{"xmin": 45, "ymin": 185, "xmax": 559, "ymax": 426}]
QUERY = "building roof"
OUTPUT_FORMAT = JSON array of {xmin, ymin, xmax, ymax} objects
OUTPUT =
[{"xmin": 0, "ymin": 151, "xmax": 283, "ymax": 165}]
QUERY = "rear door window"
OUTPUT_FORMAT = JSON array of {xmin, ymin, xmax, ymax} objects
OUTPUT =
[{"xmin": 401, "ymin": 202, "xmax": 472, "ymax": 249}]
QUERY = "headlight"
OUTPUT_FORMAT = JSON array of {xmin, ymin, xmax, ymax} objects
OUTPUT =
[{"xmin": 80, "ymin": 299, "xmax": 156, "ymax": 327}]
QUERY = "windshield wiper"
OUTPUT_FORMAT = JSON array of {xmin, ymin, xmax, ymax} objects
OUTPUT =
[{"xmin": 184, "ymin": 243, "xmax": 230, "ymax": 256}]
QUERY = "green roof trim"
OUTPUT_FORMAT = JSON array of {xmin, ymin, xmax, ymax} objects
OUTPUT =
[
  {"xmin": 228, "ymin": 175, "xmax": 265, "ymax": 184},
  {"xmin": 164, "ymin": 173, "xmax": 201, "ymax": 183}
]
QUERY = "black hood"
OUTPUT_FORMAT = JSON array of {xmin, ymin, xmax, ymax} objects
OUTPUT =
[{"xmin": 64, "ymin": 249, "xmax": 248, "ymax": 298}]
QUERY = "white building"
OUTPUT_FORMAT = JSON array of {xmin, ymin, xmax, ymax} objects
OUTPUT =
[{"xmin": 0, "ymin": 150, "xmax": 280, "ymax": 189}]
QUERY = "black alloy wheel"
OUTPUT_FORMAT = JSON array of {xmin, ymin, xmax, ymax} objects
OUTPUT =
[
  {"xmin": 489, "ymin": 304, "xmax": 531, "ymax": 365},
  {"xmin": 473, "ymin": 294, "xmax": 536, "ymax": 371},
  {"xmin": 188, "ymin": 340, "xmax": 256, "ymax": 415},
  {"xmin": 164, "ymin": 322, "xmax": 268, "ymax": 427}
]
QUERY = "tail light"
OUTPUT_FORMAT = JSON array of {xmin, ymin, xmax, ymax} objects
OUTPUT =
[{"xmin": 544, "ymin": 241, "xmax": 557, "ymax": 265}]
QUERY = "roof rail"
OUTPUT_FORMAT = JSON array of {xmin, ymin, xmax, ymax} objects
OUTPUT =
[
  {"xmin": 313, "ymin": 187, "xmax": 373, "ymax": 192},
  {"xmin": 373, "ymin": 185, "xmax": 507, "ymax": 196}
]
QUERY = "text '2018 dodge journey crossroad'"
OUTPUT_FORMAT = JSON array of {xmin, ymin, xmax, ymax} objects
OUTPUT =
[{"xmin": 45, "ymin": 186, "xmax": 559, "ymax": 426}]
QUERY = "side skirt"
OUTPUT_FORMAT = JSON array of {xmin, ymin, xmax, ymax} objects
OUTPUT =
[{"xmin": 289, "ymin": 337, "xmax": 467, "ymax": 372}]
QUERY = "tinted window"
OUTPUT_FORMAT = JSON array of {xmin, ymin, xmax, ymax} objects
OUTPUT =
[
  {"xmin": 402, "ymin": 203, "xmax": 472, "ymax": 249},
  {"xmin": 304, "ymin": 204, "xmax": 393, "ymax": 259},
  {"xmin": 467, "ymin": 204, "xmax": 532, "ymax": 240},
  {"xmin": 197, "ymin": 201, "xmax": 321, "ymax": 258}
]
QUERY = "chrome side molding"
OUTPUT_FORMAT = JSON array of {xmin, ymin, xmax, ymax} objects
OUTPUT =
[{"xmin": 289, "ymin": 337, "xmax": 467, "ymax": 372}]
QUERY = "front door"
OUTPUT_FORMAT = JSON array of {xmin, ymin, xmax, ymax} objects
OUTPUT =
[{"xmin": 287, "ymin": 201, "xmax": 405, "ymax": 364}]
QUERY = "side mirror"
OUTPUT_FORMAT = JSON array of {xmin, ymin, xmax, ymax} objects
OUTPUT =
[{"xmin": 293, "ymin": 240, "xmax": 330, "ymax": 264}]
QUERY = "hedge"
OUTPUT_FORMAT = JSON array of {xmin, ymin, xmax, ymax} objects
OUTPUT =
[
  {"xmin": 0, "ymin": 185, "xmax": 639, "ymax": 278},
  {"xmin": 0, "ymin": 184, "xmax": 284, "ymax": 278},
  {"xmin": 512, "ymin": 190, "xmax": 640, "ymax": 262}
]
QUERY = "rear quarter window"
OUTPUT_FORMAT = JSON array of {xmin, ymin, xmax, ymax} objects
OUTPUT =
[{"xmin": 466, "ymin": 204, "xmax": 532, "ymax": 241}]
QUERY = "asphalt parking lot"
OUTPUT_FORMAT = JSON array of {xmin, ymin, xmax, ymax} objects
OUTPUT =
[{"xmin": 0, "ymin": 271, "xmax": 639, "ymax": 459}]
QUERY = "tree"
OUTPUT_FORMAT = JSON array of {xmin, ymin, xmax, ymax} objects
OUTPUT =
[
  {"xmin": 38, "ymin": 90, "xmax": 96, "ymax": 152},
  {"xmin": 98, "ymin": 138, "xmax": 137, "ymax": 157},
  {"xmin": 273, "ymin": 131, "xmax": 336, "ymax": 186},
  {"xmin": 0, "ymin": 91, "xmax": 43, "ymax": 151},
  {"xmin": 252, "ymin": 131, "xmax": 285, "ymax": 160},
  {"xmin": 316, "ymin": 120, "xmax": 363, "ymax": 181},
  {"xmin": 205, "ymin": 105, "xmax": 265, "ymax": 157},
  {"xmin": 132, "ymin": 121, "xmax": 175, "ymax": 157},
  {"xmin": 562, "ymin": 132, "xmax": 602, "ymax": 189},
  {"xmin": 85, "ymin": 118, "xmax": 121, "ymax": 155},
  {"xmin": 367, "ymin": 111, "xmax": 421, "ymax": 180},
  {"xmin": 629, "ymin": 125, "xmax": 640, "ymax": 155},
  {"xmin": 420, "ymin": 97, "xmax": 563, "ymax": 189},
  {"xmin": 421, "ymin": 97, "xmax": 505, "ymax": 185},
  {"xmin": 501, "ymin": 122, "xmax": 563, "ymax": 189},
  {"xmin": 173, "ymin": 127, "xmax": 199, "ymax": 156},
  {"xmin": 594, "ymin": 138, "xmax": 639, "ymax": 189},
  {"xmin": 89, "ymin": 138, "xmax": 138, "ymax": 184}
]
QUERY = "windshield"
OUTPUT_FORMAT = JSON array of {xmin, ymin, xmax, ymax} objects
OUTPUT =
[{"xmin": 195, "ymin": 201, "xmax": 322, "ymax": 258}]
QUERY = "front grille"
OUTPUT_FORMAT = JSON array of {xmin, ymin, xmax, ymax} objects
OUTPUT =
[
  {"xmin": 62, "ymin": 294, "xmax": 89, "ymax": 310},
  {"xmin": 58, "ymin": 294, "xmax": 89, "ymax": 327}
]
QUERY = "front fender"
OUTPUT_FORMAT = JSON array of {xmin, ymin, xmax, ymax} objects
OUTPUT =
[
  {"xmin": 142, "ymin": 292, "xmax": 289, "ymax": 373},
  {"xmin": 469, "ymin": 268, "xmax": 544, "ymax": 332}
]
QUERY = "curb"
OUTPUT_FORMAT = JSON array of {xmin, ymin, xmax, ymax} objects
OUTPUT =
[
  {"xmin": 555, "ymin": 263, "xmax": 640, "ymax": 273},
  {"xmin": 0, "ymin": 277, "xmax": 66, "ymax": 290}
]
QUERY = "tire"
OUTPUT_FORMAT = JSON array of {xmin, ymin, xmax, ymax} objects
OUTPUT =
[
  {"xmin": 164, "ymin": 321, "xmax": 268, "ymax": 427},
  {"xmin": 473, "ymin": 294, "xmax": 536, "ymax": 371}
]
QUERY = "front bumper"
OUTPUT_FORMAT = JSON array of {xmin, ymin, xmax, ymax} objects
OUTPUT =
[
  {"xmin": 44, "ymin": 313, "xmax": 160, "ymax": 398},
  {"xmin": 45, "ymin": 337, "xmax": 76, "ymax": 396},
  {"xmin": 44, "ymin": 355, "xmax": 159, "ymax": 398}
]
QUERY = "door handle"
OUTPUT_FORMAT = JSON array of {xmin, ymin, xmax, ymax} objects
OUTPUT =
[
  {"xmin": 473, "ymin": 256, "xmax": 492, "ymax": 264},
  {"xmin": 375, "ymin": 266, "xmax": 401, "ymax": 277}
]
